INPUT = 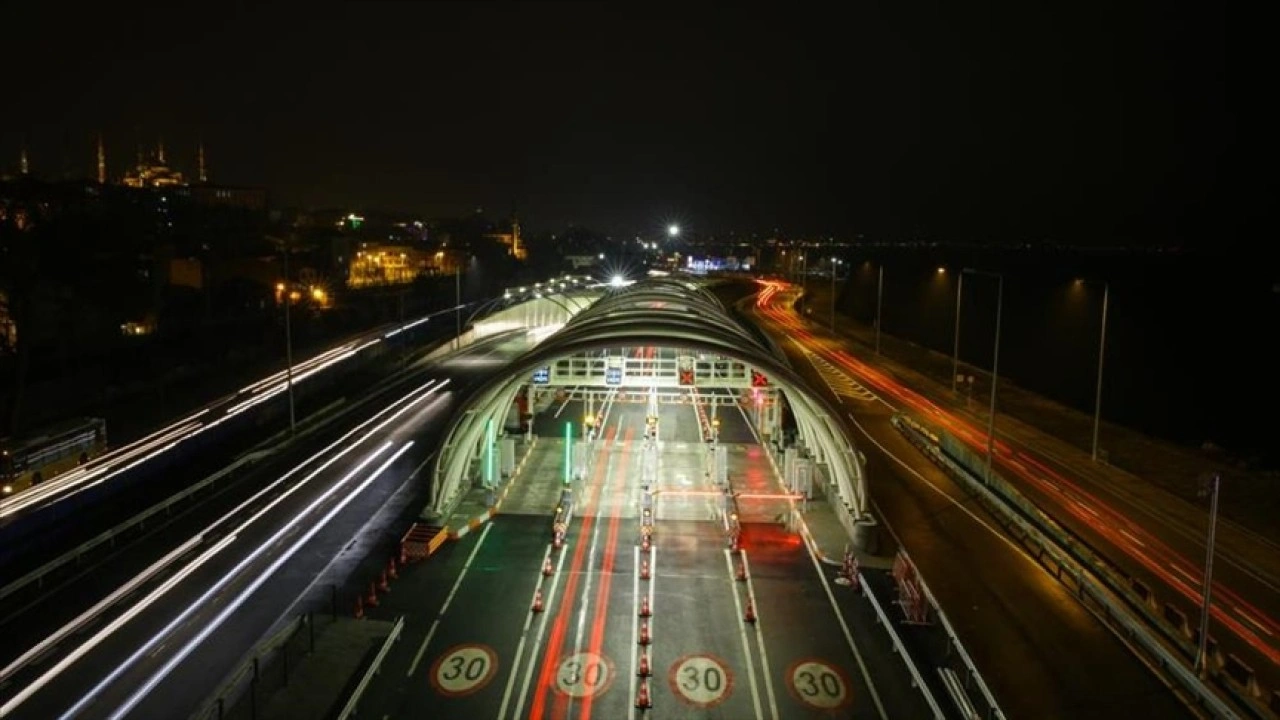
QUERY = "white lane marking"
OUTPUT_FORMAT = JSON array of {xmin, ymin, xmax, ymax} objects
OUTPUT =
[
  {"xmin": 1169, "ymin": 563, "xmax": 1200, "ymax": 586},
  {"xmin": 497, "ymin": 541, "xmax": 569, "ymax": 720},
  {"xmin": 796, "ymin": 518, "xmax": 889, "ymax": 720},
  {"xmin": 553, "ymin": 386, "xmax": 580, "ymax": 418},
  {"xmin": 846, "ymin": 412, "xmax": 1026, "ymax": 557},
  {"xmin": 1118, "ymin": 528, "xmax": 1146, "ymax": 548},
  {"xmin": 724, "ymin": 549, "xmax": 764, "ymax": 720},
  {"xmin": 627, "ymin": 545, "xmax": 641, "ymax": 720},
  {"xmin": 740, "ymin": 553, "xmax": 779, "ymax": 719},
  {"xmin": 100, "ymin": 442, "xmax": 414, "ymax": 719},
  {"xmin": 408, "ymin": 522, "xmax": 496, "ymax": 677}
]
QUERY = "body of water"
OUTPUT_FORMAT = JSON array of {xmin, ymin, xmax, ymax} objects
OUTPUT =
[{"xmin": 831, "ymin": 246, "xmax": 1279, "ymax": 467}]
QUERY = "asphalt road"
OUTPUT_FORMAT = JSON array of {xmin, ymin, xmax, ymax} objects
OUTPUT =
[
  {"xmin": 0, "ymin": 331, "xmax": 537, "ymax": 719},
  {"xmin": 749, "ymin": 288, "xmax": 1192, "ymax": 719},
  {"xmin": 357, "ymin": 398, "xmax": 931, "ymax": 719},
  {"xmin": 773, "ymin": 281, "xmax": 1280, "ymax": 696}
]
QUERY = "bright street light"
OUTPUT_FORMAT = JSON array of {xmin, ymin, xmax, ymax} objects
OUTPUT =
[
  {"xmin": 610, "ymin": 275, "xmax": 626, "ymax": 287},
  {"xmin": 668, "ymin": 224, "xmax": 680, "ymax": 238}
]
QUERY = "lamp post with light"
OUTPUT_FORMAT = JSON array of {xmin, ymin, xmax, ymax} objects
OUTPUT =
[
  {"xmin": 950, "ymin": 267, "xmax": 963, "ymax": 394},
  {"xmin": 271, "ymin": 235, "xmax": 297, "ymax": 436},
  {"xmin": 1089, "ymin": 281, "xmax": 1110, "ymax": 463},
  {"xmin": 960, "ymin": 267, "xmax": 1003, "ymax": 481},
  {"xmin": 874, "ymin": 262, "xmax": 884, "ymax": 355},
  {"xmin": 829, "ymin": 257, "xmax": 843, "ymax": 332}
]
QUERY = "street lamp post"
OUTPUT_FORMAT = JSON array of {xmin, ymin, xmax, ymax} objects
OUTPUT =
[
  {"xmin": 829, "ymin": 257, "xmax": 841, "ymax": 333},
  {"xmin": 454, "ymin": 263, "xmax": 462, "ymax": 350},
  {"xmin": 951, "ymin": 271, "xmax": 964, "ymax": 394},
  {"xmin": 874, "ymin": 264, "xmax": 883, "ymax": 355},
  {"xmin": 962, "ymin": 268, "xmax": 1003, "ymax": 481},
  {"xmin": 1195, "ymin": 472, "xmax": 1221, "ymax": 678},
  {"xmin": 1091, "ymin": 282, "xmax": 1110, "ymax": 462},
  {"xmin": 800, "ymin": 252, "xmax": 808, "ymax": 306},
  {"xmin": 282, "ymin": 239, "xmax": 296, "ymax": 435},
  {"xmin": 988, "ymin": 274, "xmax": 1003, "ymax": 482}
]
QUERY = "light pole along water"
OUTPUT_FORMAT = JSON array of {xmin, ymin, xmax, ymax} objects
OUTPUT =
[{"xmin": 960, "ymin": 267, "xmax": 1003, "ymax": 481}]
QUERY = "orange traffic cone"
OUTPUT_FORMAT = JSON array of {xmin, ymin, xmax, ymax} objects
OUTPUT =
[
  {"xmin": 378, "ymin": 569, "xmax": 390, "ymax": 593},
  {"xmin": 553, "ymin": 532, "xmax": 564, "ymax": 549},
  {"xmin": 637, "ymin": 649, "xmax": 651, "ymax": 677},
  {"xmin": 532, "ymin": 589, "xmax": 545, "ymax": 613},
  {"xmin": 640, "ymin": 559, "xmax": 650, "ymax": 580},
  {"xmin": 398, "ymin": 543, "xmax": 408, "ymax": 567},
  {"xmin": 542, "ymin": 558, "xmax": 554, "ymax": 576},
  {"xmin": 388, "ymin": 556, "xmax": 399, "ymax": 581},
  {"xmin": 635, "ymin": 679, "xmax": 652, "ymax": 708},
  {"xmin": 366, "ymin": 581, "xmax": 380, "ymax": 608},
  {"xmin": 641, "ymin": 535, "xmax": 651, "ymax": 552},
  {"xmin": 639, "ymin": 594, "xmax": 651, "ymax": 617},
  {"xmin": 744, "ymin": 598, "xmax": 757, "ymax": 623},
  {"xmin": 735, "ymin": 562, "xmax": 746, "ymax": 581},
  {"xmin": 353, "ymin": 594, "xmax": 364, "ymax": 619},
  {"xmin": 639, "ymin": 619, "xmax": 652, "ymax": 645}
]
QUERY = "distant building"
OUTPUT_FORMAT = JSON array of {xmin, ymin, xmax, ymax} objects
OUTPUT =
[
  {"xmin": 0, "ymin": 289, "xmax": 15, "ymax": 354},
  {"xmin": 484, "ymin": 217, "xmax": 527, "ymax": 261},
  {"xmin": 347, "ymin": 244, "xmax": 430, "ymax": 288},
  {"xmin": 175, "ymin": 184, "xmax": 267, "ymax": 211},
  {"xmin": 123, "ymin": 140, "xmax": 186, "ymax": 188}
]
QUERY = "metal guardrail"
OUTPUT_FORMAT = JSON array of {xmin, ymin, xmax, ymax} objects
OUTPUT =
[
  {"xmin": 938, "ymin": 667, "xmax": 980, "ymax": 720},
  {"xmin": 0, "ymin": 394, "xmax": 351, "ymax": 606},
  {"xmin": 913, "ymin": 556, "xmax": 1005, "ymax": 719},
  {"xmin": 860, "ymin": 571, "xmax": 946, "ymax": 719},
  {"xmin": 893, "ymin": 414, "xmax": 1244, "ymax": 720},
  {"xmin": 763, "ymin": 441, "xmax": 964, "ymax": 717},
  {"xmin": 0, "ymin": 450, "xmax": 267, "ymax": 605},
  {"xmin": 190, "ymin": 612, "xmax": 308, "ymax": 720},
  {"xmin": 336, "ymin": 614, "xmax": 404, "ymax": 720},
  {"xmin": 2, "ymin": 338, "xmax": 436, "ymax": 608}
]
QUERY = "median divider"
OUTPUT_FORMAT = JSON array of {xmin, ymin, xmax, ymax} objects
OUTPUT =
[
  {"xmin": 191, "ymin": 611, "xmax": 312, "ymax": 720},
  {"xmin": 858, "ymin": 570, "xmax": 945, "ymax": 719},
  {"xmin": 892, "ymin": 413, "xmax": 1251, "ymax": 720},
  {"xmin": 336, "ymin": 615, "xmax": 405, "ymax": 720}
]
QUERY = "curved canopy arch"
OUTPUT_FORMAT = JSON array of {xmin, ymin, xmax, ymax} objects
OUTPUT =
[{"xmin": 432, "ymin": 278, "xmax": 874, "ymax": 544}]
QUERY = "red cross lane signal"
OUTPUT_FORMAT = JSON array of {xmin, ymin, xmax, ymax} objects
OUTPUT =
[
  {"xmin": 751, "ymin": 370, "xmax": 768, "ymax": 388},
  {"xmin": 679, "ymin": 369, "xmax": 695, "ymax": 386}
]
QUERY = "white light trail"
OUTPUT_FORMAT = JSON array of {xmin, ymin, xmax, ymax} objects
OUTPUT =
[
  {"xmin": 105, "ymin": 442, "xmax": 415, "ymax": 719},
  {"xmin": 0, "ymin": 379, "xmax": 448, "ymax": 716}
]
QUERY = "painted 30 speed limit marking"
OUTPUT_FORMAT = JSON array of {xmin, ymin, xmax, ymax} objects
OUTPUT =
[
  {"xmin": 429, "ymin": 644, "xmax": 498, "ymax": 698},
  {"xmin": 668, "ymin": 654, "xmax": 733, "ymax": 708},
  {"xmin": 554, "ymin": 651, "xmax": 614, "ymax": 699},
  {"xmin": 786, "ymin": 659, "xmax": 851, "ymax": 710}
]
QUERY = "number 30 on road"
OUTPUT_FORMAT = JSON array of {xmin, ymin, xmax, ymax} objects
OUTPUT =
[
  {"xmin": 669, "ymin": 654, "xmax": 733, "ymax": 708},
  {"xmin": 786, "ymin": 659, "xmax": 850, "ymax": 710},
  {"xmin": 429, "ymin": 644, "xmax": 498, "ymax": 697}
]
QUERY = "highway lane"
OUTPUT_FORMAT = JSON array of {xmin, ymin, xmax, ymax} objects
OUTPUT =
[
  {"xmin": 0, "ymin": 338, "xmax": 463, "ymax": 678},
  {"xmin": 0, "ymin": 330, "xmax": 540, "ymax": 719},
  {"xmin": 747, "ymin": 282, "xmax": 1191, "ymax": 718},
  {"xmin": 358, "ymin": 397, "xmax": 929, "ymax": 719},
  {"xmin": 0, "ymin": 304, "xmax": 463, "ymax": 525},
  {"xmin": 754, "ymin": 279, "xmax": 1280, "ymax": 697}
]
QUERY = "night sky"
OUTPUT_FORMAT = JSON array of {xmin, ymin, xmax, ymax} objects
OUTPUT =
[{"xmin": 3, "ymin": 3, "xmax": 1242, "ymax": 244}]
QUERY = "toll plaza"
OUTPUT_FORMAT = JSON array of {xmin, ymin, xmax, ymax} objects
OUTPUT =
[{"xmin": 343, "ymin": 278, "xmax": 937, "ymax": 719}]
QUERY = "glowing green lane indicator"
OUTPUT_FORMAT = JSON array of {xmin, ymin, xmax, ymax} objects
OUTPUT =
[
  {"xmin": 564, "ymin": 421, "xmax": 572, "ymax": 485},
  {"xmin": 485, "ymin": 418, "xmax": 495, "ymax": 487}
]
